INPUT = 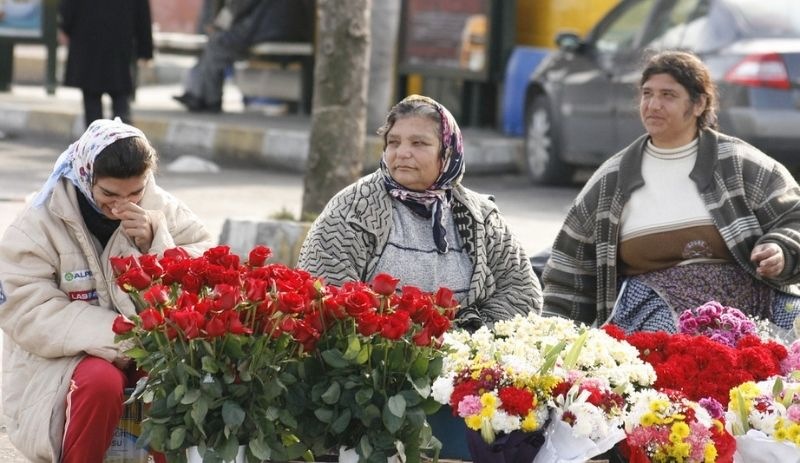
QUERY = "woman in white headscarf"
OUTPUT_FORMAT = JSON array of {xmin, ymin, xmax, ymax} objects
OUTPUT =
[{"xmin": 0, "ymin": 119, "xmax": 213, "ymax": 462}]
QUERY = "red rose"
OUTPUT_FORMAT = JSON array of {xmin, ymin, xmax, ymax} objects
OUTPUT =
[
  {"xmin": 380, "ymin": 311, "xmax": 411, "ymax": 340},
  {"xmin": 278, "ymin": 292, "xmax": 307, "ymax": 314},
  {"xmin": 245, "ymin": 278, "xmax": 268, "ymax": 303},
  {"xmin": 212, "ymin": 284, "xmax": 240, "ymax": 311},
  {"xmin": 248, "ymin": 245, "xmax": 272, "ymax": 267},
  {"xmin": 169, "ymin": 309, "xmax": 204, "ymax": 339},
  {"xmin": 371, "ymin": 273, "xmax": 400, "ymax": 296},
  {"xmin": 342, "ymin": 290, "xmax": 378, "ymax": 317},
  {"xmin": 110, "ymin": 256, "xmax": 137, "ymax": 276},
  {"xmin": 138, "ymin": 254, "xmax": 164, "ymax": 279},
  {"xmin": 117, "ymin": 267, "xmax": 152, "ymax": 291},
  {"xmin": 143, "ymin": 284, "xmax": 171, "ymax": 306},
  {"xmin": 205, "ymin": 316, "xmax": 227, "ymax": 338},
  {"xmin": 434, "ymin": 287, "xmax": 457, "ymax": 309},
  {"xmin": 412, "ymin": 327, "xmax": 432, "ymax": 346},
  {"xmin": 356, "ymin": 312, "xmax": 382, "ymax": 336},
  {"xmin": 204, "ymin": 245, "xmax": 232, "ymax": 265},
  {"xmin": 139, "ymin": 308, "xmax": 164, "ymax": 331},
  {"xmin": 112, "ymin": 315, "xmax": 135, "ymax": 334},
  {"xmin": 162, "ymin": 247, "xmax": 190, "ymax": 262}
]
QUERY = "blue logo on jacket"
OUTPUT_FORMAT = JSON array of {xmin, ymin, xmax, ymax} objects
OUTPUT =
[{"xmin": 0, "ymin": 281, "xmax": 6, "ymax": 305}]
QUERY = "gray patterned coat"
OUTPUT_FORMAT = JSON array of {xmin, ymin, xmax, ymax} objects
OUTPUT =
[
  {"xmin": 298, "ymin": 171, "xmax": 542, "ymax": 328},
  {"xmin": 543, "ymin": 129, "xmax": 800, "ymax": 326}
]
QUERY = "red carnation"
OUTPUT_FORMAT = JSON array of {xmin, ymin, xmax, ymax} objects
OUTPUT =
[{"xmin": 498, "ymin": 386, "xmax": 535, "ymax": 416}]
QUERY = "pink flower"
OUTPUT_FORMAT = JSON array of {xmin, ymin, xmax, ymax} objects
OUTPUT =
[{"xmin": 457, "ymin": 395, "xmax": 483, "ymax": 417}]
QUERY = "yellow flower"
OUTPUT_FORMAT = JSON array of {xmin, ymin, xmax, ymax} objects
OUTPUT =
[
  {"xmin": 668, "ymin": 441, "xmax": 691, "ymax": 460},
  {"xmin": 641, "ymin": 412, "xmax": 659, "ymax": 427},
  {"xmin": 670, "ymin": 422, "xmax": 691, "ymax": 441},
  {"xmin": 521, "ymin": 411, "xmax": 539, "ymax": 432},
  {"xmin": 775, "ymin": 427, "xmax": 789, "ymax": 441},
  {"xmin": 703, "ymin": 442, "xmax": 717, "ymax": 463},
  {"xmin": 465, "ymin": 415, "xmax": 482, "ymax": 431},
  {"xmin": 480, "ymin": 392, "xmax": 498, "ymax": 410}
]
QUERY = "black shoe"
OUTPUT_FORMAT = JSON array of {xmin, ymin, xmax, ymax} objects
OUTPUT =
[{"xmin": 173, "ymin": 93, "xmax": 208, "ymax": 112}]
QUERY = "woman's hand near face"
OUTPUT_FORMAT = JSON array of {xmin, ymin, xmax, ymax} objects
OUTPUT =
[
  {"xmin": 751, "ymin": 242, "xmax": 785, "ymax": 278},
  {"xmin": 112, "ymin": 202, "xmax": 154, "ymax": 252}
]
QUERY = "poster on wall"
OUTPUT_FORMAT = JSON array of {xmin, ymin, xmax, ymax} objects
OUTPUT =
[
  {"xmin": 0, "ymin": 0, "xmax": 43, "ymax": 38},
  {"xmin": 399, "ymin": 0, "xmax": 491, "ymax": 80}
]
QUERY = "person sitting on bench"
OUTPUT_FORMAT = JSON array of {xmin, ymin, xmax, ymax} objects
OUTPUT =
[{"xmin": 173, "ymin": 0, "xmax": 315, "ymax": 113}]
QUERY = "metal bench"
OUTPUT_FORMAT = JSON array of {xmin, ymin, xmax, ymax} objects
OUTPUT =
[{"xmin": 153, "ymin": 32, "xmax": 313, "ymax": 114}]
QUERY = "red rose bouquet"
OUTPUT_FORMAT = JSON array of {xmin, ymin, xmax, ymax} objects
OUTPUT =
[
  {"xmin": 112, "ymin": 245, "xmax": 316, "ymax": 462},
  {"xmin": 282, "ymin": 272, "xmax": 458, "ymax": 463}
]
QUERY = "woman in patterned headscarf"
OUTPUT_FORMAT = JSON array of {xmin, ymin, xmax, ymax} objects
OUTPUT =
[
  {"xmin": 0, "ymin": 119, "xmax": 213, "ymax": 462},
  {"xmin": 298, "ymin": 95, "xmax": 541, "ymax": 330}
]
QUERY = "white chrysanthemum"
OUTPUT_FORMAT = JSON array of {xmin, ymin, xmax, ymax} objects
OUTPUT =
[
  {"xmin": 566, "ymin": 401, "xmax": 609, "ymax": 440},
  {"xmin": 490, "ymin": 409, "xmax": 522, "ymax": 435},
  {"xmin": 431, "ymin": 375, "xmax": 455, "ymax": 404}
]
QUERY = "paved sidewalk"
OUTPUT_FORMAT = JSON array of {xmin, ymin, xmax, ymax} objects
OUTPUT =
[{"xmin": 0, "ymin": 82, "xmax": 525, "ymax": 176}]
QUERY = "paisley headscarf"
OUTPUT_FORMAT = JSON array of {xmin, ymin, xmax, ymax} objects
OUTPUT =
[
  {"xmin": 32, "ymin": 118, "xmax": 147, "ymax": 212},
  {"xmin": 379, "ymin": 94, "xmax": 466, "ymax": 254}
]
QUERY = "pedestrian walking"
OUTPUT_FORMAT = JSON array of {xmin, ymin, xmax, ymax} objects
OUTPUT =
[{"xmin": 59, "ymin": 0, "xmax": 154, "ymax": 128}]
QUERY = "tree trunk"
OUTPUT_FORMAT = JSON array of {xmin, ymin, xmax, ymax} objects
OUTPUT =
[
  {"xmin": 366, "ymin": 0, "xmax": 401, "ymax": 133},
  {"xmin": 301, "ymin": 0, "xmax": 372, "ymax": 219}
]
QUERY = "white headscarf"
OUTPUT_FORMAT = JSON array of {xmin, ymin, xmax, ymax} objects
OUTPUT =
[{"xmin": 32, "ymin": 118, "xmax": 147, "ymax": 211}]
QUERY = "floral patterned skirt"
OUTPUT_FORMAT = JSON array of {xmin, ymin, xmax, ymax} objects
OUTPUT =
[{"xmin": 610, "ymin": 262, "xmax": 800, "ymax": 334}]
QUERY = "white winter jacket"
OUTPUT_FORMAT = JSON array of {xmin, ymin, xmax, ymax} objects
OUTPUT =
[{"xmin": 0, "ymin": 179, "xmax": 213, "ymax": 462}]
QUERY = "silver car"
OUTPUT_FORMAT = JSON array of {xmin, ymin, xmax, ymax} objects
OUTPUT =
[{"xmin": 524, "ymin": 0, "xmax": 800, "ymax": 184}]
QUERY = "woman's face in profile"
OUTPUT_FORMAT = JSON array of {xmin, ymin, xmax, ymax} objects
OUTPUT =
[
  {"xmin": 385, "ymin": 116, "xmax": 442, "ymax": 191},
  {"xmin": 91, "ymin": 174, "xmax": 148, "ymax": 220}
]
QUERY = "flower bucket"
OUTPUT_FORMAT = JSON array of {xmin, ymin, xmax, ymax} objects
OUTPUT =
[
  {"xmin": 187, "ymin": 445, "xmax": 246, "ymax": 463},
  {"xmin": 465, "ymin": 428, "xmax": 545, "ymax": 463}
]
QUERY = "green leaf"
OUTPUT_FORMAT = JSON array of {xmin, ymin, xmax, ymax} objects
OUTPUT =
[
  {"xmin": 355, "ymin": 388, "xmax": 374, "ymax": 405},
  {"xmin": 408, "ymin": 376, "xmax": 431, "ymax": 398},
  {"xmin": 148, "ymin": 424, "xmax": 169, "ymax": 452},
  {"xmin": 222, "ymin": 400, "xmax": 246, "ymax": 427},
  {"xmin": 538, "ymin": 340, "xmax": 567, "ymax": 375},
  {"xmin": 383, "ymin": 396, "xmax": 406, "ymax": 433},
  {"xmin": 180, "ymin": 388, "xmax": 201, "ymax": 405},
  {"xmin": 223, "ymin": 335, "xmax": 246, "ymax": 359},
  {"xmin": 168, "ymin": 427, "xmax": 186, "ymax": 450},
  {"xmin": 563, "ymin": 329, "xmax": 589, "ymax": 369},
  {"xmin": 314, "ymin": 408, "xmax": 334, "ymax": 423},
  {"xmin": 219, "ymin": 435, "xmax": 240, "ymax": 461},
  {"xmin": 331, "ymin": 408, "xmax": 352, "ymax": 434},
  {"xmin": 321, "ymin": 382, "xmax": 341, "ymax": 404},
  {"xmin": 321, "ymin": 349, "xmax": 350, "ymax": 368},
  {"xmin": 167, "ymin": 384, "xmax": 185, "ymax": 408},
  {"xmin": 360, "ymin": 404, "xmax": 381, "ymax": 427},
  {"xmin": 428, "ymin": 356, "xmax": 443, "ymax": 378},
  {"xmin": 343, "ymin": 335, "xmax": 362, "ymax": 361},
  {"xmin": 356, "ymin": 345, "xmax": 370, "ymax": 364},
  {"xmin": 387, "ymin": 394, "xmax": 407, "ymax": 417},
  {"xmin": 409, "ymin": 354, "xmax": 429, "ymax": 378},
  {"xmin": 124, "ymin": 346, "xmax": 149, "ymax": 360},
  {"xmin": 191, "ymin": 396, "xmax": 209, "ymax": 429},
  {"xmin": 249, "ymin": 437, "xmax": 271, "ymax": 460}
]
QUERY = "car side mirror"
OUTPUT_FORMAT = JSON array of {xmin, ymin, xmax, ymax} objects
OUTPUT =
[{"xmin": 555, "ymin": 31, "xmax": 583, "ymax": 53}]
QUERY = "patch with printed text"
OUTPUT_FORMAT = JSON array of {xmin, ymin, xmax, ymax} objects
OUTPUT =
[
  {"xmin": 68, "ymin": 289, "xmax": 98, "ymax": 301},
  {"xmin": 63, "ymin": 269, "xmax": 93, "ymax": 282}
]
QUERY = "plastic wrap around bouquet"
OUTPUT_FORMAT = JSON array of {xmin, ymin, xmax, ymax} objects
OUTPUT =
[
  {"xmin": 432, "ymin": 313, "xmax": 656, "ymax": 463},
  {"xmin": 727, "ymin": 377, "xmax": 800, "ymax": 462},
  {"xmin": 533, "ymin": 377, "xmax": 626, "ymax": 463}
]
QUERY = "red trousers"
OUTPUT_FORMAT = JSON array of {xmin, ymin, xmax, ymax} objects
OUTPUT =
[{"xmin": 61, "ymin": 356, "xmax": 165, "ymax": 463}]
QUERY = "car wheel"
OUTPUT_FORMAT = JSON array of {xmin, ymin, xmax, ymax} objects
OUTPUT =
[{"xmin": 524, "ymin": 94, "xmax": 574, "ymax": 185}]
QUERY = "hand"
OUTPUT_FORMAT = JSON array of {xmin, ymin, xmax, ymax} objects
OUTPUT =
[
  {"xmin": 112, "ymin": 202, "xmax": 154, "ymax": 252},
  {"xmin": 112, "ymin": 355, "xmax": 131, "ymax": 370},
  {"xmin": 751, "ymin": 242, "xmax": 785, "ymax": 278}
]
